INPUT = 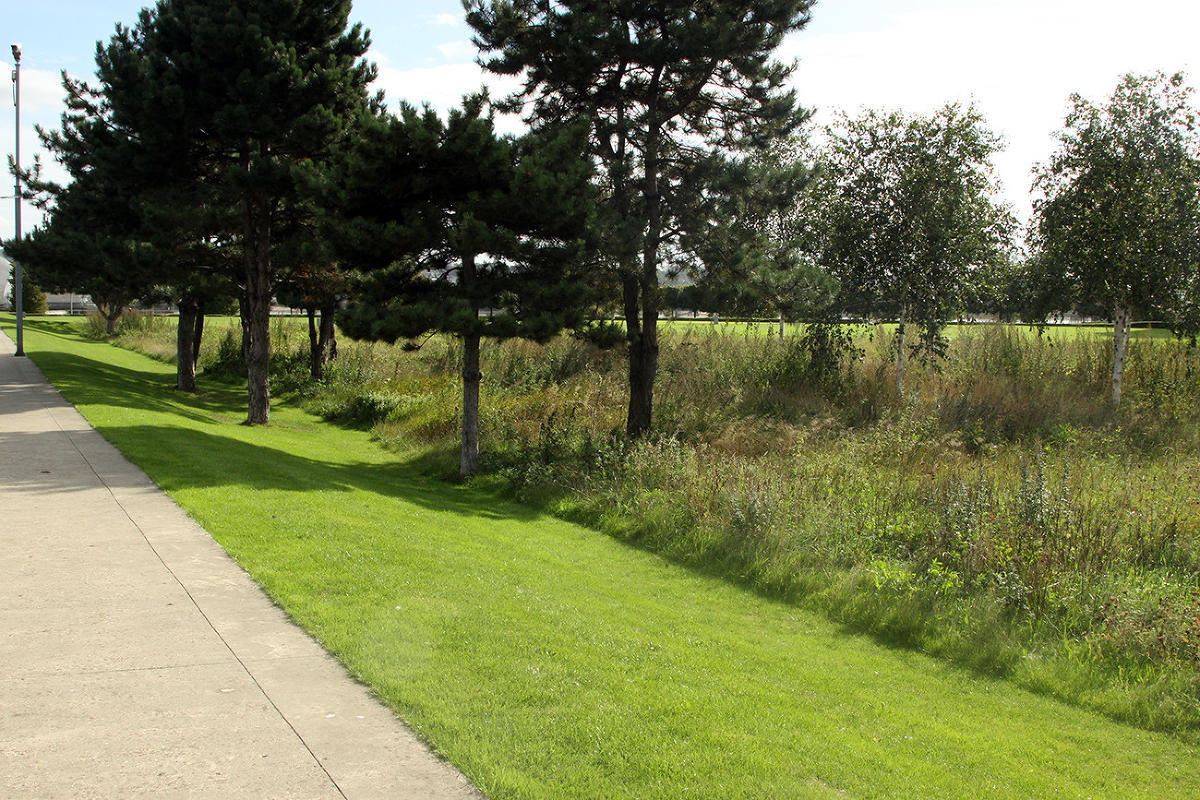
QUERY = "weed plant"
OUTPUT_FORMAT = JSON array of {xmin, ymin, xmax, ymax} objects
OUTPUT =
[{"xmin": 117, "ymin": 316, "xmax": 1200, "ymax": 736}]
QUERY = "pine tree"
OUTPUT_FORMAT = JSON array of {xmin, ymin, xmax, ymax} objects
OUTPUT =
[
  {"xmin": 5, "ymin": 67, "xmax": 162, "ymax": 337},
  {"xmin": 335, "ymin": 98, "xmax": 594, "ymax": 477},
  {"xmin": 686, "ymin": 138, "xmax": 836, "ymax": 338},
  {"xmin": 467, "ymin": 0, "xmax": 814, "ymax": 436},
  {"xmin": 100, "ymin": 0, "xmax": 374, "ymax": 423},
  {"xmin": 5, "ymin": 176, "xmax": 160, "ymax": 335},
  {"xmin": 275, "ymin": 256, "xmax": 348, "ymax": 382}
]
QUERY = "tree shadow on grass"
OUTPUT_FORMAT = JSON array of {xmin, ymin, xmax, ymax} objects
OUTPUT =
[
  {"xmin": 3, "ymin": 320, "xmax": 1110, "ymax": 721},
  {"xmin": 91, "ymin": 423, "xmax": 544, "ymax": 524},
  {"xmin": 19, "ymin": 349, "xmax": 243, "ymax": 423},
  {"xmin": 12, "ymin": 319, "xmax": 248, "ymax": 421},
  {"xmin": 6, "ymin": 321, "xmax": 540, "ymax": 522}
]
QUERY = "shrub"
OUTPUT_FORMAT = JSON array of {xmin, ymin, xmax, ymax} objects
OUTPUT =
[{"xmin": 21, "ymin": 277, "xmax": 48, "ymax": 315}]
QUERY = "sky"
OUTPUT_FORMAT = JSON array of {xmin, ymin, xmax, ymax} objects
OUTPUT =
[{"xmin": 1, "ymin": 0, "xmax": 1197, "ymax": 245}]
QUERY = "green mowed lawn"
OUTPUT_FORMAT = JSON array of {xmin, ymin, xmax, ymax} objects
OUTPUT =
[{"xmin": 5, "ymin": 314, "xmax": 1198, "ymax": 799}]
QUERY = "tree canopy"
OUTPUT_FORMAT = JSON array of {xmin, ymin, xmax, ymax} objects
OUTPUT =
[
  {"xmin": 99, "ymin": 0, "xmax": 375, "ymax": 423},
  {"xmin": 5, "ymin": 66, "xmax": 163, "ymax": 336},
  {"xmin": 336, "ymin": 97, "xmax": 595, "ymax": 476},
  {"xmin": 816, "ymin": 104, "xmax": 1013, "ymax": 396},
  {"xmin": 467, "ymin": 0, "xmax": 815, "ymax": 436},
  {"xmin": 686, "ymin": 138, "xmax": 837, "ymax": 336},
  {"xmin": 1032, "ymin": 71, "xmax": 1200, "ymax": 405}
]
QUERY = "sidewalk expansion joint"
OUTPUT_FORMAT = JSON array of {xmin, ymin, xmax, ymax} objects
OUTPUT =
[{"xmin": 33, "ymin": 382, "xmax": 351, "ymax": 800}]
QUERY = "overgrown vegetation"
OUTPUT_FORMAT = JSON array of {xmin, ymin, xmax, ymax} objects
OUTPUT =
[{"xmin": 106, "ymin": 314, "xmax": 1200, "ymax": 737}]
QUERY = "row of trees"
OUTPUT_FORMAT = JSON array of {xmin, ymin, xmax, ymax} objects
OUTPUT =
[
  {"xmin": 6, "ymin": 1, "xmax": 1200, "ymax": 474},
  {"xmin": 664, "ymin": 73, "xmax": 1200, "ymax": 407},
  {"xmin": 7, "ymin": 0, "xmax": 820, "ymax": 477}
]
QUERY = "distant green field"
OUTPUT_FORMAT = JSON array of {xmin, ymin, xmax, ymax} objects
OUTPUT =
[{"xmin": 659, "ymin": 317, "xmax": 1175, "ymax": 341}]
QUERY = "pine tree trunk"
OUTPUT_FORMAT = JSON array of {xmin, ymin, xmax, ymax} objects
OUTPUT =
[
  {"xmin": 779, "ymin": 312, "xmax": 785, "ymax": 340},
  {"xmin": 895, "ymin": 306, "xmax": 908, "ymax": 400},
  {"xmin": 626, "ymin": 110, "xmax": 662, "ymax": 439},
  {"xmin": 237, "ymin": 293, "xmax": 251, "ymax": 366},
  {"xmin": 176, "ymin": 296, "xmax": 199, "ymax": 393},
  {"xmin": 459, "ymin": 253, "xmax": 481, "ymax": 478},
  {"xmin": 461, "ymin": 331, "xmax": 481, "ymax": 478},
  {"xmin": 245, "ymin": 285, "xmax": 271, "ymax": 425},
  {"xmin": 319, "ymin": 304, "xmax": 337, "ymax": 362},
  {"xmin": 192, "ymin": 307, "xmax": 204, "ymax": 367},
  {"xmin": 1112, "ymin": 302, "xmax": 1131, "ymax": 407},
  {"xmin": 243, "ymin": 188, "xmax": 272, "ymax": 426},
  {"xmin": 624, "ymin": 273, "xmax": 653, "ymax": 437},
  {"xmin": 307, "ymin": 307, "xmax": 323, "ymax": 381}
]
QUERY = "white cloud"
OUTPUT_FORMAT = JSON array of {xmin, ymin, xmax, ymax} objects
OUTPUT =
[
  {"xmin": 0, "ymin": 66, "xmax": 77, "ymax": 235},
  {"xmin": 6, "ymin": 66, "xmax": 70, "ymax": 114},
  {"xmin": 785, "ymin": 0, "xmax": 1200, "ymax": 224},
  {"xmin": 436, "ymin": 40, "xmax": 476, "ymax": 62},
  {"xmin": 372, "ymin": 61, "xmax": 525, "ymax": 132},
  {"xmin": 429, "ymin": 13, "xmax": 461, "ymax": 27}
]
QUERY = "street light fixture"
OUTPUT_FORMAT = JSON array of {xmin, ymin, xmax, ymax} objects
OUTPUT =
[{"xmin": 9, "ymin": 41, "xmax": 23, "ymax": 356}]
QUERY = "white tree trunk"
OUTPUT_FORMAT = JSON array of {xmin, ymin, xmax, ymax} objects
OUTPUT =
[
  {"xmin": 895, "ymin": 307, "xmax": 908, "ymax": 400},
  {"xmin": 778, "ymin": 312, "xmax": 785, "ymax": 340},
  {"xmin": 1111, "ymin": 303, "xmax": 1131, "ymax": 407}
]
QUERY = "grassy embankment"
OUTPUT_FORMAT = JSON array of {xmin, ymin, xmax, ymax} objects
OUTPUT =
[
  {"xmin": 137, "ymin": 310, "xmax": 1200, "ymax": 736},
  {"xmin": 5, "ymin": 312, "xmax": 1200, "ymax": 798},
  {"xmin": 70, "ymin": 310, "xmax": 1200, "ymax": 735},
  {"xmin": 248, "ymin": 314, "xmax": 1196, "ymax": 736},
  {"xmin": 66, "ymin": 310, "xmax": 1200, "ymax": 734}
]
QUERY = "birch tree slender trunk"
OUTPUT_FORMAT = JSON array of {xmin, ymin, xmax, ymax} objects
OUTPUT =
[
  {"xmin": 895, "ymin": 306, "xmax": 908, "ymax": 400},
  {"xmin": 1111, "ymin": 302, "xmax": 1132, "ymax": 407}
]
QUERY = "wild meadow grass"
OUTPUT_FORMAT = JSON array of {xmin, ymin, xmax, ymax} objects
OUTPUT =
[{"xmin": 93, "ymin": 311, "xmax": 1200, "ymax": 736}]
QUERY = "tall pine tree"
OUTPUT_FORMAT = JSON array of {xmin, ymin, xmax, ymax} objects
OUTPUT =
[
  {"xmin": 467, "ymin": 0, "xmax": 814, "ymax": 436},
  {"xmin": 6, "ymin": 65, "xmax": 162, "ymax": 337},
  {"xmin": 100, "ymin": 0, "xmax": 374, "ymax": 423},
  {"xmin": 335, "ymin": 98, "xmax": 594, "ymax": 477}
]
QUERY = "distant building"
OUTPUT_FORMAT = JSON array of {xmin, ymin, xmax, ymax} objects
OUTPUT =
[
  {"xmin": 1, "ymin": 255, "xmax": 11, "ymax": 311},
  {"xmin": 2, "ymin": 255, "xmax": 94, "ymax": 313}
]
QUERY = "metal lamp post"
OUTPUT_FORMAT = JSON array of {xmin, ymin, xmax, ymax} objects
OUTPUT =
[{"xmin": 10, "ymin": 42, "xmax": 23, "ymax": 356}]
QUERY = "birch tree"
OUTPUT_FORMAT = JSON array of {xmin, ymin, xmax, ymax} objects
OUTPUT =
[
  {"xmin": 818, "ymin": 104, "xmax": 1012, "ymax": 399},
  {"xmin": 1032, "ymin": 72, "xmax": 1200, "ymax": 406}
]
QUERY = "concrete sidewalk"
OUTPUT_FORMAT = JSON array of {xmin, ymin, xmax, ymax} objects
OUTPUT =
[{"xmin": 0, "ymin": 331, "xmax": 483, "ymax": 799}]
